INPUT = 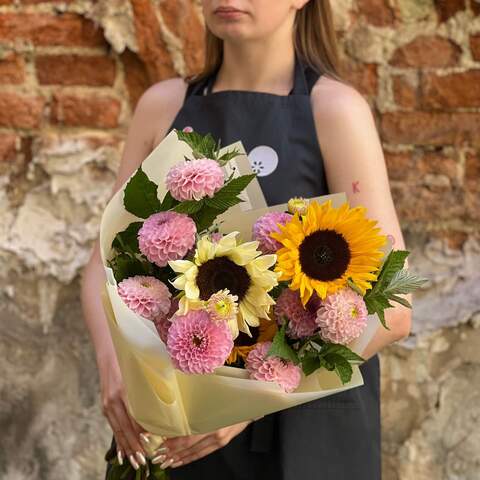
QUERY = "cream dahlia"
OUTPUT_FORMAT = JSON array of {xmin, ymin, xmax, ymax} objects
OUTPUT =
[
  {"xmin": 138, "ymin": 211, "xmax": 196, "ymax": 267},
  {"xmin": 245, "ymin": 341, "xmax": 301, "ymax": 393},
  {"xmin": 168, "ymin": 232, "xmax": 280, "ymax": 339},
  {"xmin": 166, "ymin": 158, "xmax": 224, "ymax": 202}
]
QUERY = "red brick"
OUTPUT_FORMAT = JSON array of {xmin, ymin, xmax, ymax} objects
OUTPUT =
[
  {"xmin": 465, "ymin": 151, "xmax": 479, "ymax": 192},
  {"xmin": 421, "ymin": 70, "xmax": 480, "ymax": 109},
  {"xmin": 0, "ymin": 93, "xmax": 44, "ymax": 129},
  {"xmin": 120, "ymin": 49, "xmax": 151, "ymax": 111},
  {"xmin": 0, "ymin": 13, "xmax": 107, "ymax": 48},
  {"xmin": 434, "ymin": 0, "xmax": 466, "ymax": 21},
  {"xmin": 470, "ymin": 34, "xmax": 480, "ymax": 61},
  {"xmin": 392, "ymin": 75, "xmax": 418, "ymax": 108},
  {"xmin": 357, "ymin": 0, "xmax": 396, "ymax": 26},
  {"xmin": 0, "ymin": 52, "xmax": 25, "ymax": 84},
  {"xmin": 390, "ymin": 35, "xmax": 461, "ymax": 68},
  {"xmin": 385, "ymin": 150, "xmax": 459, "ymax": 183},
  {"xmin": 158, "ymin": 0, "xmax": 205, "ymax": 74},
  {"xmin": 341, "ymin": 61, "xmax": 378, "ymax": 96},
  {"xmin": 50, "ymin": 93, "xmax": 121, "ymax": 128},
  {"xmin": 130, "ymin": 0, "xmax": 176, "ymax": 80},
  {"xmin": 381, "ymin": 112, "xmax": 480, "ymax": 146},
  {"xmin": 0, "ymin": 133, "xmax": 17, "ymax": 164},
  {"xmin": 35, "ymin": 54, "xmax": 116, "ymax": 86}
]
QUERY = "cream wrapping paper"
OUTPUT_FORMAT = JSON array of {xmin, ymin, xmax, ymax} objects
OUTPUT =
[{"xmin": 99, "ymin": 129, "xmax": 385, "ymax": 437}]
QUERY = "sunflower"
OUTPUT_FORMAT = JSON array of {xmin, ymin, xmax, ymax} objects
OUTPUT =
[
  {"xmin": 168, "ymin": 232, "xmax": 279, "ymax": 338},
  {"xmin": 226, "ymin": 317, "xmax": 278, "ymax": 365},
  {"xmin": 270, "ymin": 200, "xmax": 386, "ymax": 306}
]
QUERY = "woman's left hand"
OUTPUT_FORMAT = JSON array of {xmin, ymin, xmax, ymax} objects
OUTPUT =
[{"xmin": 152, "ymin": 421, "xmax": 251, "ymax": 469}]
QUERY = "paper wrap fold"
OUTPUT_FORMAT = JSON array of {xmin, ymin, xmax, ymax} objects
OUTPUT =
[{"xmin": 99, "ymin": 130, "xmax": 383, "ymax": 436}]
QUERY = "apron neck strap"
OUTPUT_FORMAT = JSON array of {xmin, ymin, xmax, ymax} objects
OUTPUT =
[{"xmin": 187, "ymin": 50, "xmax": 315, "ymax": 98}]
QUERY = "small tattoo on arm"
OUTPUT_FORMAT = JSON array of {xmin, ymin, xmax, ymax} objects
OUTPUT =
[
  {"xmin": 352, "ymin": 181, "xmax": 360, "ymax": 194},
  {"xmin": 387, "ymin": 234, "xmax": 396, "ymax": 246}
]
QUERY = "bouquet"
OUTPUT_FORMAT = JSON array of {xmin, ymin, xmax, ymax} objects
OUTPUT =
[{"xmin": 100, "ymin": 128, "xmax": 426, "ymax": 478}]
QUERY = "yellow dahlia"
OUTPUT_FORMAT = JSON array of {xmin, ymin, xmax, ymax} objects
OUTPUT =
[
  {"xmin": 168, "ymin": 232, "xmax": 279, "ymax": 338},
  {"xmin": 270, "ymin": 200, "xmax": 387, "ymax": 306}
]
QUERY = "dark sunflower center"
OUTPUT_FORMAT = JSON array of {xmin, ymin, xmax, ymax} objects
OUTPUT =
[
  {"xmin": 196, "ymin": 257, "xmax": 251, "ymax": 301},
  {"xmin": 299, "ymin": 229, "xmax": 351, "ymax": 281}
]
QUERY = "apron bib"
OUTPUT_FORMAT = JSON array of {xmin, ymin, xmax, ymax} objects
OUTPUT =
[{"xmin": 105, "ymin": 52, "xmax": 382, "ymax": 480}]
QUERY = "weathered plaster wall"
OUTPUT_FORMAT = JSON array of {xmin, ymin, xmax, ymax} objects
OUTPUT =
[{"xmin": 0, "ymin": 1, "xmax": 479, "ymax": 479}]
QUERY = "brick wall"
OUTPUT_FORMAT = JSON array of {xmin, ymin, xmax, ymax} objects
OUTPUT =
[{"xmin": 0, "ymin": 1, "xmax": 479, "ymax": 479}]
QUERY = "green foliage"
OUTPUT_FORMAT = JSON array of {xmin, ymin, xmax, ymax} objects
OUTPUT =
[
  {"xmin": 364, "ymin": 250, "xmax": 428, "ymax": 329},
  {"xmin": 266, "ymin": 321, "xmax": 299, "ymax": 364},
  {"xmin": 112, "ymin": 222, "xmax": 143, "ymax": 256},
  {"xmin": 108, "ymin": 253, "xmax": 153, "ymax": 283},
  {"xmin": 297, "ymin": 337, "xmax": 364, "ymax": 384},
  {"xmin": 123, "ymin": 167, "xmax": 162, "ymax": 218},
  {"xmin": 106, "ymin": 458, "xmax": 170, "ymax": 480}
]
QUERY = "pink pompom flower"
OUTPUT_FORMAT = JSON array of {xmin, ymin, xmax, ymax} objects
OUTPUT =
[
  {"xmin": 166, "ymin": 158, "xmax": 225, "ymax": 202},
  {"xmin": 315, "ymin": 288, "xmax": 368, "ymax": 344},
  {"xmin": 138, "ymin": 211, "xmax": 196, "ymax": 267},
  {"xmin": 117, "ymin": 275, "xmax": 171, "ymax": 321},
  {"xmin": 167, "ymin": 310, "xmax": 233, "ymax": 374},
  {"xmin": 246, "ymin": 341, "xmax": 301, "ymax": 393},
  {"xmin": 274, "ymin": 288, "xmax": 318, "ymax": 339},
  {"xmin": 252, "ymin": 211, "xmax": 292, "ymax": 254}
]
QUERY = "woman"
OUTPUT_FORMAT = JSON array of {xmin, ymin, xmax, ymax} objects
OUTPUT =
[{"xmin": 80, "ymin": 1, "xmax": 412, "ymax": 478}]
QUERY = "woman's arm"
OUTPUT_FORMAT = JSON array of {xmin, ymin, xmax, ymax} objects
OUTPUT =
[
  {"xmin": 80, "ymin": 78, "xmax": 186, "ymax": 469},
  {"xmin": 311, "ymin": 78, "xmax": 412, "ymax": 360}
]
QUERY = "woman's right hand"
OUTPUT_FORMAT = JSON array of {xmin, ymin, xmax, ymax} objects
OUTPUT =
[{"xmin": 98, "ymin": 351, "xmax": 149, "ymax": 470}]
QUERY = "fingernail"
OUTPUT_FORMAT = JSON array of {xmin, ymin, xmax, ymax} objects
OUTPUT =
[
  {"xmin": 117, "ymin": 449, "xmax": 124, "ymax": 465},
  {"xmin": 171, "ymin": 460, "xmax": 183, "ymax": 468},
  {"xmin": 154, "ymin": 446, "xmax": 168, "ymax": 454},
  {"xmin": 152, "ymin": 454, "xmax": 167, "ymax": 464},
  {"xmin": 140, "ymin": 432, "xmax": 150, "ymax": 444},
  {"xmin": 160, "ymin": 457, "xmax": 175, "ymax": 469},
  {"xmin": 128, "ymin": 454, "xmax": 140, "ymax": 470},
  {"xmin": 135, "ymin": 451, "xmax": 147, "ymax": 466}
]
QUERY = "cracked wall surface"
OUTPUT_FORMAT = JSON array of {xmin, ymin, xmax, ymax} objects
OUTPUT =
[{"xmin": 0, "ymin": 1, "xmax": 479, "ymax": 479}]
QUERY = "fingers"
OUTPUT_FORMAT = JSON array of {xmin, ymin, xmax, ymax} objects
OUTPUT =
[{"xmin": 102, "ymin": 396, "xmax": 147, "ymax": 470}]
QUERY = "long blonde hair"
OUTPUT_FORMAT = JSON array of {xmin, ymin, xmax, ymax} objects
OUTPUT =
[{"xmin": 186, "ymin": 0, "xmax": 345, "ymax": 85}]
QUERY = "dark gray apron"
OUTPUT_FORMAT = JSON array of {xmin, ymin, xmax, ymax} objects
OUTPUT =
[{"xmin": 104, "ymin": 52, "xmax": 381, "ymax": 480}]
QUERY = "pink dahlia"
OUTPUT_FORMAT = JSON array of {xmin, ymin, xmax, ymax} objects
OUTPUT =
[
  {"xmin": 138, "ymin": 211, "xmax": 196, "ymax": 267},
  {"xmin": 166, "ymin": 310, "xmax": 233, "ymax": 374},
  {"xmin": 274, "ymin": 289, "xmax": 317, "ymax": 339},
  {"xmin": 166, "ymin": 158, "xmax": 224, "ymax": 202},
  {"xmin": 153, "ymin": 297, "xmax": 179, "ymax": 344},
  {"xmin": 245, "ymin": 342, "xmax": 301, "ymax": 393},
  {"xmin": 315, "ymin": 288, "xmax": 368, "ymax": 344},
  {"xmin": 252, "ymin": 211, "xmax": 292, "ymax": 254},
  {"xmin": 117, "ymin": 275, "xmax": 171, "ymax": 321}
]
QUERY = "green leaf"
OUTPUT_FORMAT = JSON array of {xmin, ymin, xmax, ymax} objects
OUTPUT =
[
  {"xmin": 370, "ymin": 250, "xmax": 410, "ymax": 295},
  {"xmin": 111, "ymin": 222, "xmax": 143, "ymax": 255},
  {"xmin": 160, "ymin": 191, "xmax": 179, "ymax": 211},
  {"xmin": 123, "ymin": 167, "xmax": 161, "ymax": 218},
  {"xmin": 389, "ymin": 294, "xmax": 412, "ymax": 309},
  {"xmin": 324, "ymin": 353, "xmax": 353, "ymax": 384},
  {"xmin": 108, "ymin": 253, "xmax": 152, "ymax": 283},
  {"xmin": 383, "ymin": 269, "xmax": 429, "ymax": 296},
  {"xmin": 216, "ymin": 173, "xmax": 256, "ymax": 199},
  {"xmin": 266, "ymin": 321, "xmax": 299, "ymax": 364},
  {"xmin": 191, "ymin": 205, "xmax": 220, "ymax": 232},
  {"xmin": 301, "ymin": 353, "xmax": 321, "ymax": 376},
  {"xmin": 175, "ymin": 129, "xmax": 218, "ymax": 159},
  {"xmin": 173, "ymin": 199, "xmax": 204, "ymax": 214},
  {"xmin": 216, "ymin": 147, "xmax": 242, "ymax": 166},
  {"xmin": 204, "ymin": 195, "xmax": 243, "ymax": 211},
  {"xmin": 321, "ymin": 343, "xmax": 365, "ymax": 363},
  {"xmin": 364, "ymin": 294, "xmax": 392, "ymax": 329}
]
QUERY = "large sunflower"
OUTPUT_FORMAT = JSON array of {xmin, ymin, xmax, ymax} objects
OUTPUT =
[
  {"xmin": 270, "ymin": 200, "xmax": 386, "ymax": 306},
  {"xmin": 168, "ymin": 232, "xmax": 279, "ymax": 338}
]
